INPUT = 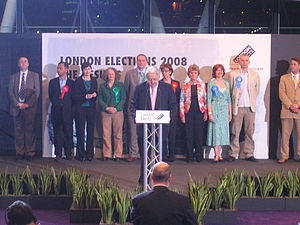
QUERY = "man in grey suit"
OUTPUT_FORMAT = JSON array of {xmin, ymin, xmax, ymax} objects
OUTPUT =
[
  {"xmin": 124, "ymin": 54, "xmax": 148, "ymax": 161},
  {"xmin": 228, "ymin": 54, "xmax": 260, "ymax": 162},
  {"xmin": 8, "ymin": 57, "xmax": 40, "ymax": 160}
]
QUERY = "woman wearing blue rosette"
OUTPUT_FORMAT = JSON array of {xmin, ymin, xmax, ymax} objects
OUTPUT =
[
  {"xmin": 207, "ymin": 64, "xmax": 232, "ymax": 163},
  {"xmin": 99, "ymin": 67, "xmax": 126, "ymax": 161}
]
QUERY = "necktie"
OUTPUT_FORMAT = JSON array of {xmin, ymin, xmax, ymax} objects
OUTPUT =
[
  {"xmin": 139, "ymin": 72, "xmax": 145, "ymax": 84},
  {"xmin": 19, "ymin": 73, "xmax": 26, "ymax": 101},
  {"xmin": 150, "ymin": 87, "xmax": 156, "ymax": 110},
  {"xmin": 293, "ymin": 75, "xmax": 298, "ymax": 88}
]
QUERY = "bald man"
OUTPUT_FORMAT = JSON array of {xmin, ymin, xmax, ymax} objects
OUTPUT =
[{"xmin": 131, "ymin": 162, "xmax": 198, "ymax": 225}]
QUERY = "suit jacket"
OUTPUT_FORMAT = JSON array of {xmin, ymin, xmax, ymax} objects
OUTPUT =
[
  {"xmin": 8, "ymin": 71, "xmax": 40, "ymax": 116},
  {"xmin": 131, "ymin": 186, "xmax": 198, "ymax": 225},
  {"xmin": 124, "ymin": 68, "xmax": 140, "ymax": 114},
  {"xmin": 160, "ymin": 79, "xmax": 181, "ymax": 104},
  {"xmin": 48, "ymin": 77, "xmax": 74, "ymax": 123},
  {"xmin": 279, "ymin": 73, "xmax": 300, "ymax": 119},
  {"xmin": 229, "ymin": 69, "xmax": 260, "ymax": 116},
  {"xmin": 130, "ymin": 81, "xmax": 177, "ymax": 137},
  {"xmin": 72, "ymin": 75, "xmax": 98, "ymax": 109}
]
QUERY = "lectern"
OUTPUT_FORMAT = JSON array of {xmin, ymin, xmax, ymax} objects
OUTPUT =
[{"xmin": 135, "ymin": 110, "xmax": 170, "ymax": 191}]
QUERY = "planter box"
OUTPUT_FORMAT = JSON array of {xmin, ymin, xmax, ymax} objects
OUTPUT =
[
  {"xmin": 237, "ymin": 197, "xmax": 285, "ymax": 211},
  {"xmin": 29, "ymin": 195, "xmax": 72, "ymax": 210},
  {"xmin": 223, "ymin": 209, "xmax": 237, "ymax": 224},
  {"xmin": 203, "ymin": 209, "xmax": 237, "ymax": 225},
  {"xmin": 285, "ymin": 197, "xmax": 300, "ymax": 211},
  {"xmin": 69, "ymin": 208, "xmax": 101, "ymax": 224},
  {"xmin": 0, "ymin": 195, "xmax": 30, "ymax": 209},
  {"xmin": 203, "ymin": 210, "xmax": 223, "ymax": 224},
  {"xmin": 0, "ymin": 195, "xmax": 72, "ymax": 210}
]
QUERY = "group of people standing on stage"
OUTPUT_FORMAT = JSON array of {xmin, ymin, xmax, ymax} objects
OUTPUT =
[
  {"xmin": 128, "ymin": 53, "xmax": 260, "ymax": 165},
  {"xmin": 7, "ymin": 55, "xmax": 300, "ymax": 165},
  {"xmin": 48, "ymin": 62, "xmax": 126, "ymax": 162}
]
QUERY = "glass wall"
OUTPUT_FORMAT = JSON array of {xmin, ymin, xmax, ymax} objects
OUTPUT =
[
  {"xmin": 215, "ymin": 0, "xmax": 273, "ymax": 34},
  {"xmin": 87, "ymin": 0, "xmax": 144, "ymax": 33},
  {"xmin": 23, "ymin": 0, "xmax": 80, "ymax": 33},
  {"xmin": 1, "ymin": 0, "xmax": 300, "ymax": 34},
  {"xmin": 0, "ymin": 0, "xmax": 16, "ymax": 32},
  {"xmin": 280, "ymin": 0, "xmax": 300, "ymax": 34}
]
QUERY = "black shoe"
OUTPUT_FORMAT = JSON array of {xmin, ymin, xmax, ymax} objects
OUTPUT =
[
  {"xmin": 54, "ymin": 156, "xmax": 62, "ymax": 162},
  {"xmin": 25, "ymin": 155, "xmax": 34, "ymax": 161},
  {"xmin": 78, "ymin": 157, "xmax": 85, "ymax": 162},
  {"xmin": 114, "ymin": 157, "xmax": 121, "ymax": 161},
  {"xmin": 245, "ymin": 156, "xmax": 257, "ymax": 162},
  {"xmin": 65, "ymin": 156, "xmax": 73, "ymax": 160},
  {"xmin": 16, "ymin": 155, "xmax": 24, "ymax": 161},
  {"xmin": 87, "ymin": 157, "xmax": 93, "ymax": 161},
  {"xmin": 168, "ymin": 155, "xmax": 175, "ymax": 162},
  {"xmin": 195, "ymin": 156, "xmax": 203, "ymax": 162},
  {"xmin": 227, "ymin": 156, "xmax": 235, "ymax": 162},
  {"xmin": 186, "ymin": 157, "xmax": 192, "ymax": 163},
  {"xmin": 103, "ymin": 157, "xmax": 109, "ymax": 161}
]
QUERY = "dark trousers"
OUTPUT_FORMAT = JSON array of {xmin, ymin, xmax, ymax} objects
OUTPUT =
[
  {"xmin": 168, "ymin": 116, "xmax": 178, "ymax": 157},
  {"xmin": 75, "ymin": 106, "xmax": 95, "ymax": 159},
  {"xmin": 52, "ymin": 109, "xmax": 73, "ymax": 158},
  {"xmin": 137, "ymin": 124, "xmax": 168, "ymax": 184},
  {"xmin": 13, "ymin": 108, "xmax": 36, "ymax": 157},
  {"xmin": 185, "ymin": 110, "xmax": 204, "ymax": 159}
]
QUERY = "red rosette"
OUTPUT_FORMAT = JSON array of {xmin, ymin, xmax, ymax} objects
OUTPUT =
[
  {"xmin": 59, "ymin": 85, "xmax": 70, "ymax": 99},
  {"xmin": 171, "ymin": 81, "xmax": 178, "ymax": 92}
]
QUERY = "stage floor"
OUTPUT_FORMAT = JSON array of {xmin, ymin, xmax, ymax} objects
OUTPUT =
[{"xmin": 0, "ymin": 157, "xmax": 299, "ymax": 192}]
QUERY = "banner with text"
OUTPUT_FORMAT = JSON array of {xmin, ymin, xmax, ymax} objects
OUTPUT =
[{"xmin": 42, "ymin": 33, "xmax": 271, "ymax": 158}]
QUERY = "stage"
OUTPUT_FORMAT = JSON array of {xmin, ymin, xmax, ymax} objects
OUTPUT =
[{"xmin": 1, "ymin": 156, "xmax": 299, "ymax": 192}]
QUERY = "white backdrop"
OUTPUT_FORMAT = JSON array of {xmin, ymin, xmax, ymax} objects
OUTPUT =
[{"xmin": 42, "ymin": 33, "xmax": 271, "ymax": 158}]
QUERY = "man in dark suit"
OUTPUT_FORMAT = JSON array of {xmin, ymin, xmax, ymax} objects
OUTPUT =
[
  {"xmin": 131, "ymin": 66, "xmax": 177, "ymax": 183},
  {"xmin": 48, "ymin": 62, "xmax": 74, "ymax": 160},
  {"xmin": 131, "ymin": 162, "xmax": 198, "ymax": 225},
  {"xmin": 8, "ymin": 57, "xmax": 40, "ymax": 160},
  {"xmin": 124, "ymin": 54, "xmax": 148, "ymax": 162}
]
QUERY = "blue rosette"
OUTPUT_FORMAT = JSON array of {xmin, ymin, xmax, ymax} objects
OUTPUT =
[
  {"xmin": 236, "ymin": 76, "xmax": 243, "ymax": 88},
  {"xmin": 211, "ymin": 85, "xmax": 219, "ymax": 96},
  {"xmin": 112, "ymin": 87, "xmax": 120, "ymax": 103}
]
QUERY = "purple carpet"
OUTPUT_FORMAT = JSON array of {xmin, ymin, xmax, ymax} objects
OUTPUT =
[{"xmin": 0, "ymin": 210, "xmax": 300, "ymax": 225}]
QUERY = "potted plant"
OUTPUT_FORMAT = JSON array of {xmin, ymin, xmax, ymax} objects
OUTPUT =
[
  {"xmin": 285, "ymin": 170, "xmax": 300, "ymax": 210},
  {"xmin": 95, "ymin": 181, "xmax": 118, "ymax": 224},
  {"xmin": 188, "ymin": 174, "xmax": 212, "ymax": 225},
  {"xmin": 203, "ymin": 179, "xmax": 224, "ymax": 225},
  {"xmin": 115, "ymin": 191, "xmax": 132, "ymax": 225}
]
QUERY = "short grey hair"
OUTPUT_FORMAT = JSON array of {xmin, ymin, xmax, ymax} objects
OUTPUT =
[{"xmin": 145, "ymin": 66, "xmax": 160, "ymax": 79}]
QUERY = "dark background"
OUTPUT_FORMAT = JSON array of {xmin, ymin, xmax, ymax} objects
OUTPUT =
[{"xmin": 0, "ymin": 34, "xmax": 42, "ymax": 156}]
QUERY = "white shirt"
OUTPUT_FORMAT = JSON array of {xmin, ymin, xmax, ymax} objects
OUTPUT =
[
  {"xmin": 291, "ymin": 72, "xmax": 299, "ymax": 83},
  {"xmin": 238, "ymin": 70, "xmax": 251, "ymax": 107},
  {"xmin": 59, "ymin": 76, "xmax": 67, "ymax": 91}
]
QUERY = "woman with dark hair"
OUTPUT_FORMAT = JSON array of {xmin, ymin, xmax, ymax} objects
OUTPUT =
[
  {"xmin": 179, "ymin": 64, "xmax": 207, "ymax": 162},
  {"xmin": 160, "ymin": 63, "xmax": 180, "ymax": 162},
  {"xmin": 5, "ymin": 200, "xmax": 38, "ymax": 225},
  {"xmin": 207, "ymin": 64, "xmax": 232, "ymax": 163},
  {"xmin": 99, "ymin": 67, "xmax": 126, "ymax": 160},
  {"xmin": 73, "ymin": 62, "xmax": 98, "ymax": 161}
]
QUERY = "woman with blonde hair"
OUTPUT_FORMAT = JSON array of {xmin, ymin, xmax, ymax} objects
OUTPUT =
[{"xmin": 179, "ymin": 64, "xmax": 207, "ymax": 162}]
